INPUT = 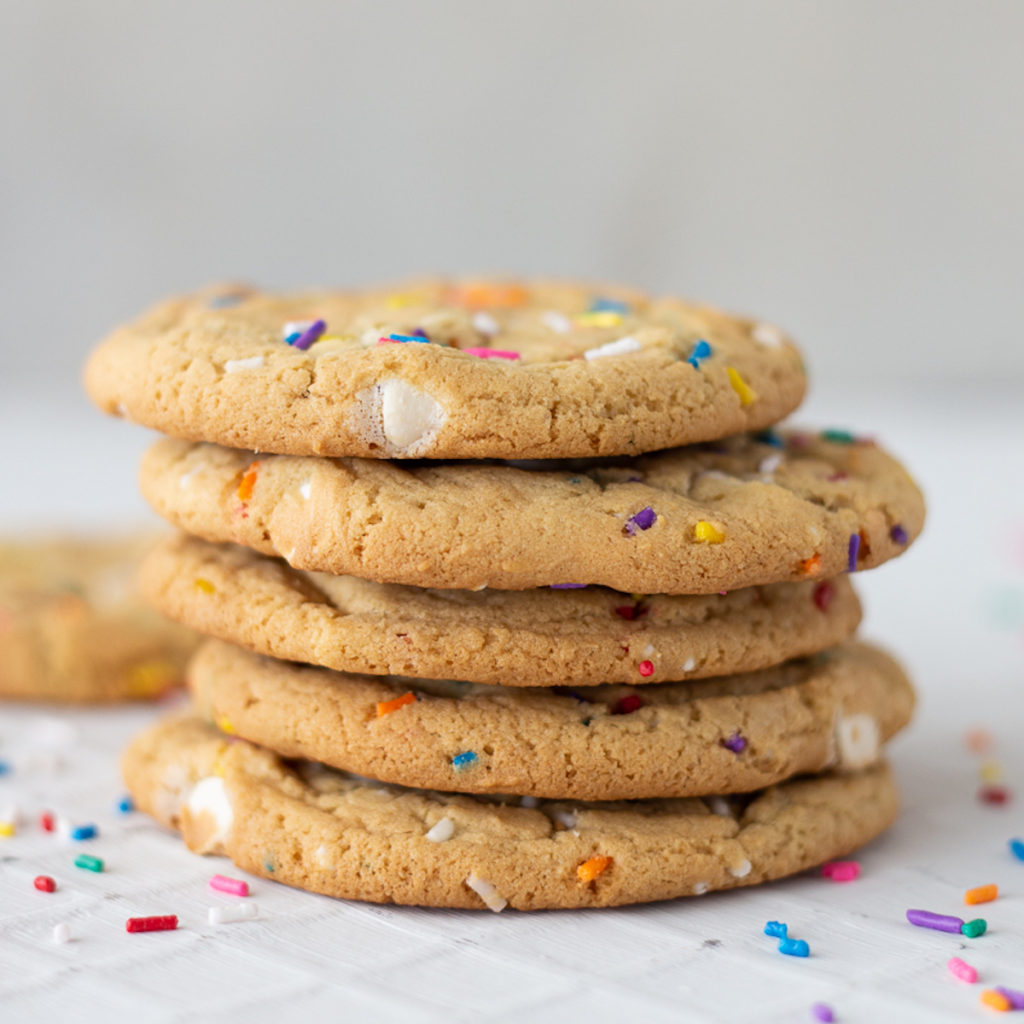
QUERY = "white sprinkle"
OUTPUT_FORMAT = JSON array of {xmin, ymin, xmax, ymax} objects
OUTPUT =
[
  {"xmin": 299, "ymin": 480, "xmax": 312, "ymax": 500},
  {"xmin": 583, "ymin": 335, "xmax": 641, "ymax": 361},
  {"xmin": 758, "ymin": 453, "xmax": 783, "ymax": 475},
  {"xmin": 642, "ymin": 644, "xmax": 655, "ymax": 657},
  {"xmin": 693, "ymin": 881, "xmax": 709, "ymax": 896},
  {"xmin": 466, "ymin": 872, "xmax": 508, "ymax": 913},
  {"xmin": 551, "ymin": 808, "xmax": 577, "ymax": 829},
  {"xmin": 282, "ymin": 320, "xmax": 313, "ymax": 339},
  {"xmin": 114, "ymin": 402, "xmax": 128, "ymax": 418},
  {"xmin": 472, "ymin": 312, "xmax": 500, "ymax": 336},
  {"xmin": 729, "ymin": 858, "xmax": 752, "ymax": 878},
  {"xmin": 178, "ymin": 466, "xmax": 201, "ymax": 491},
  {"xmin": 224, "ymin": 355, "xmax": 264, "ymax": 373},
  {"xmin": 542, "ymin": 311, "xmax": 571, "ymax": 333},
  {"xmin": 53, "ymin": 923, "xmax": 71, "ymax": 944},
  {"xmin": 314, "ymin": 843, "xmax": 333, "ymax": 867},
  {"xmin": 752, "ymin": 323, "xmax": 784, "ymax": 347},
  {"xmin": 708, "ymin": 796, "xmax": 732, "ymax": 818},
  {"xmin": 209, "ymin": 902, "xmax": 258, "ymax": 925},
  {"xmin": 361, "ymin": 328, "xmax": 384, "ymax": 346},
  {"xmin": 425, "ymin": 817, "xmax": 455, "ymax": 843},
  {"xmin": 519, "ymin": 795, "xmax": 539, "ymax": 808},
  {"xmin": 681, "ymin": 657, "xmax": 696, "ymax": 673}
]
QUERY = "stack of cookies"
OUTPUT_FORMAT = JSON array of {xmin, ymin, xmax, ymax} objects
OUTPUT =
[{"xmin": 84, "ymin": 279, "xmax": 924, "ymax": 910}]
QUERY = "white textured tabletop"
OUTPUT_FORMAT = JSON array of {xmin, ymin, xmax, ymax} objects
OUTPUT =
[{"xmin": 1, "ymin": 374, "xmax": 1022, "ymax": 1023}]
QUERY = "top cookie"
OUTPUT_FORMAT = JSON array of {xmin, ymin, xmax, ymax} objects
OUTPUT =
[{"xmin": 84, "ymin": 279, "xmax": 807, "ymax": 460}]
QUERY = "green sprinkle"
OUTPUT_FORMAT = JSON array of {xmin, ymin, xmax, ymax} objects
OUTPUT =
[
  {"xmin": 961, "ymin": 918, "xmax": 987, "ymax": 938},
  {"xmin": 74, "ymin": 853, "xmax": 104, "ymax": 873},
  {"xmin": 821, "ymin": 429, "xmax": 856, "ymax": 444}
]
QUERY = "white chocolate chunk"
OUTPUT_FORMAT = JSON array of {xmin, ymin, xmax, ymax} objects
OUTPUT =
[
  {"xmin": 466, "ymin": 872, "xmax": 507, "ymax": 912},
  {"xmin": 224, "ymin": 355, "xmax": 264, "ymax": 373},
  {"xmin": 472, "ymin": 312, "xmax": 500, "ymax": 336},
  {"xmin": 185, "ymin": 776, "xmax": 234, "ymax": 850},
  {"xmin": 835, "ymin": 713, "xmax": 881, "ymax": 770},
  {"xmin": 425, "ymin": 817, "xmax": 455, "ymax": 843},
  {"xmin": 729, "ymin": 858, "xmax": 752, "ymax": 878},
  {"xmin": 752, "ymin": 322, "xmax": 784, "ymax": 347}
]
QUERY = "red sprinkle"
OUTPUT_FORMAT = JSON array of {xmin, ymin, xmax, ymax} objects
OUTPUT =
[
  {"xmin": 637, "ymin": 660, "xmax": 654, "ymax": 677},
  {"xmin": 614, "ymin": 603, "xmax": 648, "ymax": 621},
  {"xmin": 126, "ymin": 915, "xmax": 178, "ymax": 933},
  {"xmin": 34, "ymin": 875, "xmax": 56, "ymax": 893},
  {"xmin": 40, "ymin": 812, "xmax": 55, "ymax": 832},
  {"xmin": 611, "ymin": 694, "xmax": 644, "ymax": 715},
  {"xmin": 978, "ymin": 785, "xmax": 1011, "ymax": 806},
  {"xmin": 812, "ymin": 581, "xmax": 835, "ymax": 612}
]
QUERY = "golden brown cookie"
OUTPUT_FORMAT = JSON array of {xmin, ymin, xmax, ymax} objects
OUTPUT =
[
  {"xmin": 123, "ymin": 713, "xmax": 900, "ymax": 910},
  {"xmin": 140, "ymin": 431, "xmax": 924, "ymax": 593},
  {"xmin": 85, "ymin": 279, "xmax": 807, "ymax": 461},
  {"xmin": 142, "ymin": 534, "xmax": 861, "ymax": 686},
  {"xmin": 188, "ymin": 638, "xmax": 913, "ymax": 800},
  {"xmin": 0, "ymin": 535, "xmax": 196, "ymax": 701}
]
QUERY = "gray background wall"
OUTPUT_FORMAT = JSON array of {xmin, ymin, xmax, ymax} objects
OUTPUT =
[{"xmin": 2, "ymin": 0, "xmax": 1021, "ymax": 389}]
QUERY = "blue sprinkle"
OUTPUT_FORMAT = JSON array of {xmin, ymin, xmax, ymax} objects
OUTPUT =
[
  {"xmin": 116, "ymin": 796, "xmax": 134, "ymax": 814},
  {"xmin": 452, "ymin": 751, "xmax": 478, "ymax": 771},
  {"xmin": 755, "ymin": 429, "xmax": 784, "ymax": 448},
  {"xmin": 686, "ymin": 339, "xmax": 712, "ymax": 368},
  {"xmin": 778, "ymin": 937, "xmax": 809, "ymax": 957},
  {"xmin": 284, "ymin": 331, "xmax": 302, "ymax": 345},
  {"xmin": 764, "ymin": 921, "xmax": 788, "ymax": 938},
  {"xmin": 1010, "ymin": 837, "xmax": 1024, "ymax": 861},
  {"xmin": 389, "ymin": 333, "xmax": 429, "ymax": 343},
  {"xmin": 589, "ymin": 298, "xmax": 630, "ymax": 314},
  {"xmin": 70, "ymin": 824, "xmax": 98, "ymax": 841},
  {"xmin": 0, "ymin": 761, "xmax": 11, "ymax": 776}
]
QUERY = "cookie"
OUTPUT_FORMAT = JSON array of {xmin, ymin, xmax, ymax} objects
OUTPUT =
[
  {"xmin": 0, "ymin": 535, "xmax": 196, "ymax": 701},
  {"xmin": 140, "ymin": 430, "xmax": 924, "ymax": 593},
  {"xmin": 187, "ymin": 638, "xmax": 912, "ymax": 800},
  {"xmin": 84, "ymin": 279, "xmax": 807, "ymax": 460},
  {"xmin": 124, "ymin": 713, "xmax": 899, "ymax": 910},
  {"xmin": 143, "ymin": 534, "xmax": 861, "ymax": 686}
]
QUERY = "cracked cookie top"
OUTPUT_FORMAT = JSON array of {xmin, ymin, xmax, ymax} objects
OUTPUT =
[{"xmin": 85, "ymin": 278, "xmax": 807, "ymax": 460}]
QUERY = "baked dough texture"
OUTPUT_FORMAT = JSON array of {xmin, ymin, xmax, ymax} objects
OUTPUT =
[
  {"xmin": 123, "ymin": 714, "xmax": 900, "ymax": 910},
  {"xmin": 85, "ymin": 279, "xmax": 807, "ymax": 460},
  {"xmin": 0, "ymin": 535, "xmax": 195, "ymax": 701},
  {"xmin": 140, "ymin": 431, "xmax": 924, "ymax": 593},
  {"xmin": 142, "ymin": 533, "xmax": 862, "ymax": 685},
  {"xmin": 188, "ymin": 638, "xmax": 913, "ymax": 800}
]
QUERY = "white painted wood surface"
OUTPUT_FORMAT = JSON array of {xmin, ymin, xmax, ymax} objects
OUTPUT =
[{"xmin": 1, "ymin": 378, "xmax": 1022, "ymax": 1022}]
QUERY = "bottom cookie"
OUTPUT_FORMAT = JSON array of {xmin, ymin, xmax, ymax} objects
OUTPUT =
[{"xmin": 124, "ymin": 714, "xmax": 900, "ymax": 910}]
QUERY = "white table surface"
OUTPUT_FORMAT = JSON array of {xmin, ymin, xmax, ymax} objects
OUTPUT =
[{"xmin": 1, "ymin": 372, "xmax": 1022, "ymax": 1023}]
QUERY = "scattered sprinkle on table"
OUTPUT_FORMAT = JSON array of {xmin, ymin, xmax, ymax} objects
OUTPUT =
[
  {"xmin": 209, "ymin": 874, "xmax": 249, "ymax": 897},
  {"xmin": 764, "ymin": 921, "xmax": 788, "ymax": 938},
  {"xmin": 52, "ymin": 923, "xmax": 71, "ymax": 944},
  {"xmin": 34, "ymin": 875, "xmax": 56, "ymax": 893},
  {"xmin": 821, "ymin": 860, "xmax": 860, "ymax": 882},
  {"xmin": 1010, "ymin": 837, "xmax": 1024, "ymax": 861},
  {"xmin": 70, "ymin": 824, "xmax": 97, "ymax": 841},
  {"xmin": 961, "ymin": 918, "xmax": 987, "ymax": 938},
  {"xmin": 810, "ymin": 1003, "xmax": 834, "ymax": 1022},
  {"xmin": 906, "ymin": 909, "xmax": 963, "ymax": 933},
  {"xmin": 981, "ymin": 989, "xmax": 1011, "ymax": 1012},
  {"xmin": 74, "ymin": 853, "xmax": 104, "ymax": 873},
  {"xmin": 779, "ymin": 937, "xmax": 810, "ymax": 957},
  {"xmin": 965, "ymin": 884, "xmax": 998, "ymax": 905},
  {"xmin": 116, "ymin": 796, "xmax": 134, "ymax": 814},
  {"xmin": 948, "ymin": 957, "xmax": 978, "ymax": 983},
  {"xmin": 126, "ymin": 915, "xmax": 178, "ymax": 933},
  {"xmin": 209, "ymin": 903, "xmax": 258, "ymax": 925}
]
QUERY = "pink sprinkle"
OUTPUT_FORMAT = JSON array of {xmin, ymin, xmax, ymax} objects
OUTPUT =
[
  {"xmin": 948, "ymin": 957, "xmax": 978, "ymax": 983},
  {"xmin": 209, "ymin": 874, "xmax": 249, "ymax": 897},
  {"xmin": 377, "ymin": 337, "xmax": 401, "ymax": 344},
  {"xmin": 462, "ymin": 348, "xmax": 521, "ymax": 360},
  {"xmin": 821, "ymin": 860, "xmax": 860, "ymax": 881}
]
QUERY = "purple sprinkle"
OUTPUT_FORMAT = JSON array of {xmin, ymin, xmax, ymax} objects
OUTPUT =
[
  {"xmin": 847, "ymin": 533, "xmax": 861, "ymax": 572},
  {"xmin": 624, "ymin": 506, "xmax": 657, "ymax": 536},
  {"xmin": 810, "ymin": 1003, "xmax": 835, "ymax": 1023},
  {"xmin": 996, "ymin": 988, "xmax": 1024, "ymax": 1010},
  {"xmin": 890, "ymin": 524, "xmax": 908, "ymax": 545},
  {"xmin": 906, "ymin": 909, "xmax": 964, "ymax": 933},
  {"xmin": 550, "ymin": 583, "xmax": 587, "ymax": 589},
  {"xmin": 291, "ymin": 319, "xmax": 326, "ymax": 350},
  {"xmin": 411, "ymin": 328, "xmax": 429, "ymax": 339},
  {"xmin": 722, "ymin": 732, "xmax": 747, "ymax": 754}
]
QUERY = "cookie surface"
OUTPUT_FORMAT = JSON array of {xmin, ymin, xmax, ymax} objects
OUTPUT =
[
  {"xmin": 188, "ymin": 638, "xmax": 912, "ymax": 800},
  {"xmin": 143, "ymin": 534, "xmax": 861, "ymax": 686},
  {"xmin": 124, "ymin": 714, "xmax": 900, "ymax": 910},
  {"xmin": 0, "ymin": 535, "xmax": 195, "ymax": 701},
  {"xmin": 141, "ymin": 431, "xmax": 924, "ymax": 593},
  {"xmin": 84, "ymin": 279, "xmax": 807, "ymax": 460}
]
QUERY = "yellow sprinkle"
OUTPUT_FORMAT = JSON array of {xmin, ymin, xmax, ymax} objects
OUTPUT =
[
  {"xmin": 125, "ymin": 659, "xmax": 176, "ymax": 697},
  {"xmin": 386, "ymin": 291, "xmax": 428, "ymax": 309},
  {"xmin": 0, "ymin": 822, "xmax": 15, "ymax": 838},
  {"xmin": 575, "ymin": 311, "xmax": 622, "ymax": 328},
  {"xmin": 980, "ymin": 989, "xmax": 1011, "ymax": 1012},
  {"xmin": 980, "ymin": 760, "xmax": 1003, "ymax": 783},
  {"xmin": 216, "ymin": 716, "xmax": 236, "ymax": 736},
  {"xmin": 195, "ymin": 577, "xmax": 215, "ymax": 594},
  {"xmin": 727, "ymin": 366, "xmax": 757, "ymax": 406},
  {"xmin": 694, "ymin": 521, "xmax": 726, "ymax": 544}
]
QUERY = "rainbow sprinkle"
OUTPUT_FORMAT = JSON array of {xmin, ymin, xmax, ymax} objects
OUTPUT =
[
  {"xmin": 287, "ymin": 319, "xmax": 326, "ymax": 350},
  {"xmin": 376, "ymin": 692, "xmax": 417, "ymax": 718},
  {"xmin": 778, "ymin": 937, "xmax": 810, "ymax": 957},
  {"xmin": 890, "ymin": 524, "xmax": 908, "ymax": 544},
  {"xmin": 948, "ymin": 957, "xmax": 978, "ymax": 983},
  {"xmin": 694, "ymin": 521, "xmax": 726, "ymax": 544},
  {"xmin": 461, "ymin": 347, "xmax": 521, "ymax": 360},
  {"xmin": 906, "ymin": 908, "xmax": 963, "ymax": 933},
  {"xmin": 452, "ymin": 751, "xmax": 478, "ymax": 772},
  {"xmin": 722, "ymin": 733, "xmax": 747, "ymax": 754},
  {"xmin": 1010, "ymin": 837, "xmax": 1024, "ymax": 860},
  {"xmin": 624, "ymin": 507, "xmax": 657, "ymax": 535},
  {"xmin": 727, "ymin": 366, "xmax": 757, "ymax": 406},
  {"xmin": 74, "ymin": 853, "xmax": 104, "ymax": 873},
  {"xmin": 589, "ymin": 298, "xmax": 630, "ymax": 315},
  {"xmin": 70, "ymin": 824, "xmax": 97, "ymax": 841},
  {"xmin": 847, "ymin": 533, "xmax": 861, "ymax": 572},
  {"xmin": 687, "ymin": 340, "xmax": 712, "ymax": 368},
  {"xmin": 965, "ymin": 884, "xmax": 998, "ymax": 905},
  {"xmin": 811, "ymin": 1004, "xmax": 834, "ymax": 1022},
  {"xmin": 577, "ymin": 855, "xmax": 612, "ymax": 882},
  {"xmin": 821, "ymin": 429, "xmax": 855, "ymax": 444},
  {"xmin": 611, "ymin": 694, "xmax": 644, "ymax": 715},
  {"xmin": 126, "ymin": 915, "xmax": 178, "ymax": 933}
]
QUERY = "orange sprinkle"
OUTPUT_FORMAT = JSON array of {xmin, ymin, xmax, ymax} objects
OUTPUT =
[
  {"xmin": 376, "ymin": 691, "xmax": 417, "ymax": 717},
  {"xmin": 448, "ymin": 282, "xmax": 528, "ymax": 309},
  {"xmin": 237, "ymin": 462, "xmax": 261, "ymax": 502},
  {"xmin": 965, "ymin": 884, "xmax": 998, "ymax": 905},
  {"xmin": 980, "ymin": 990, "xmax": 1011, "ymax": 1012},
  {"xmin": 195, "ymin": 577, "xmax": 215, "ymax": 594},
  {"xmin": 577, "ymin": 855, "xmax": 612, "ymax": 883},
  {"xmin": 799, "ymin": 554, "xmax": 822, "ymax": 576}
]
